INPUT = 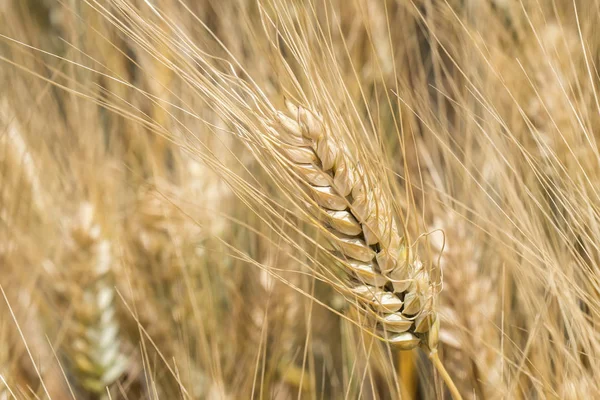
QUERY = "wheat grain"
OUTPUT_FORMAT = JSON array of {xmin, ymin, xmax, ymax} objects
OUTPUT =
[{"xmin": 270, "ymin": 100, "xmax": 438, "ymax": 351}]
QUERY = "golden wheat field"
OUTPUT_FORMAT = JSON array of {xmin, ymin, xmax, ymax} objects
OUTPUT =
[{"xmin": 1, "ymin": 0, "xmax": 600, "ymax": 399}]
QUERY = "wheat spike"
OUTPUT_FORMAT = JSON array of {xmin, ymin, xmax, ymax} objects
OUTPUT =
[
  {"xmin": 270, "ymin": 100, "xmax": 438, "ymax": 350},
  {"xmin": 431, "ymin": 217, "xmax": 501, "ymax": 398},
  {"xmin": 52, "ymin": 202, "xmax": 128, "ymax": 397},
  {"xmin": 524, "ymin": 23, "xmax": 586, "ymax": 172},
  {"xmin": 129, "ymin": 184, "xmax": 199, "ymax": 317}
]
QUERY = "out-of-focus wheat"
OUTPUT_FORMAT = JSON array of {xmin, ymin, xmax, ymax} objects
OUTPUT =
[
  {"xmin": 47, "ymin": 203, "xmax": 128, "ymax": 397},
  {"xmin": 431, "ymin": 217, "xmax": 501, "ymax": 399}
]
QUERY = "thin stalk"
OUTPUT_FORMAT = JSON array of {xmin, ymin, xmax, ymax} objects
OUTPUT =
[{"xmin": 429, "ymin": 350, "xmax": 462, "ymax": 400}]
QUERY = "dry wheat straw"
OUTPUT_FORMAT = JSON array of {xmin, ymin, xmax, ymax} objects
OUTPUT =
[{"xmin": 270, "ymin": 100, "xmax": 438, "ymax": 352}]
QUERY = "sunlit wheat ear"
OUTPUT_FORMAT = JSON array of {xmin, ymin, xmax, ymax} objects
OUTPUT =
[
  {"xmin": 53, "ymin": 203, "xmax": 128, "ymax": 397},
  {"xmin": 270, "ymin": 100, "xmax": 438, "ymax": 351}
]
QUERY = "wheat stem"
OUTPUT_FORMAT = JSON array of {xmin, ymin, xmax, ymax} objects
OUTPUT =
[{"xmin": 430, "ymin": 350, "xmax": 462, "ymax": 400}]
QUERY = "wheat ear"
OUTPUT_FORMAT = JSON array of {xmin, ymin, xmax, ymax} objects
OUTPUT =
[
  {"xmin": 56, "ymin": 203, "xmax": 128, "ymax": 397},
  {"xmin": 271, "ymin": 100, "xmax": 436, "ymax": 347},
  {"xmin": 270, "ymin": 101, "xmax": 462, "ymax": 398},
  {"xmin": 432, "ymin": 217, "xmax": 501, "ymax": 398}
]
